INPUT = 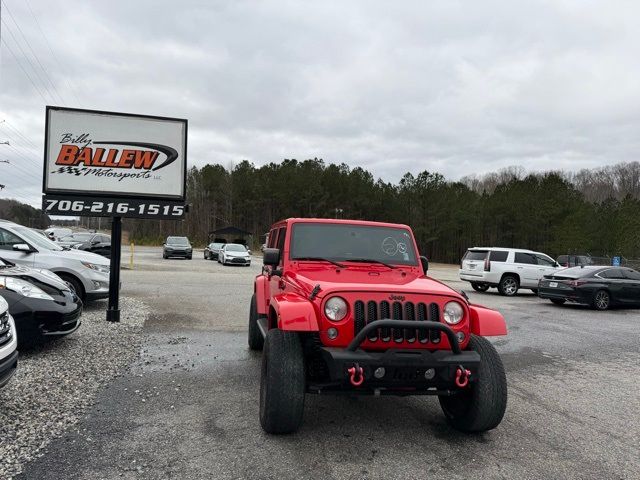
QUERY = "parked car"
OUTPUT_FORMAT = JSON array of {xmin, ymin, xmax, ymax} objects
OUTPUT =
[
  {"xmin": 459, "ymin": 247, "xmax": 561, "ymax": 296},
  {"xmin": 44, "ymin": 227, "xmax": 72, "ymax": 241},
  {"xmin": 556, "ymin": 254, "xmax": 595, "ymax": 268},
  {"xmin": 218, "ymin": 243, "xmax": 251, "ymax": 266},
  {"xmin": 250, "ymin": 218, "xmax": 507, "ymax": 434},
  {"xmin": 538, "ymin": 266, "xmax": 640, "ymax": 310},
  {"xmin": 69, "ymin": 233, "xmax": 111, "ymax": 258},
  {"xmin": 204, "ymin": 242, "xmax": 224, "ymax": 260},
  {"xmin": 162, "ymin": 236, "xmax": 192, "ymax": 259},
  {"xmin": 0, "ymin": 258, "xmax": 82, "ymax": 346},
  {"xmin": 0, "ymin": 296, "xmax": 18, "ymax": 389},
  {"xmin": 0, "ymin": 220, "xmax": 110, "ymax": 302}
]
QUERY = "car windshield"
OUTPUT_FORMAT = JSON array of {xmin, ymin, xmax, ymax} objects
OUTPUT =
[
  {"xmin": 17, "ymin": 227, "xmax": 63, "ymax": 251},
  {"xmin": 225, "ymin": 244, "xmax": 247, "ymax": 252},
  {"xmin": 211, "ymin": 243, "xmax": 224, "ymax": 249},
  {"xmin": 62, "ymin": 233, "xmax": 93, "ymax": 242},
  {"xmin": 167, "ymin": 236, "xmax": 189, "ymax": 246},
  {"xmin": 290, "ymin": 223, "xmax": 418, "ymax": 266}
]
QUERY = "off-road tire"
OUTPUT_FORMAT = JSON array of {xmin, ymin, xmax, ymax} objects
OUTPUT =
[
  {"xmin": 439, "ymin": 335, "xmax": 507, "ymax": 433},
  {"xmin": 551, "ymin": 298, "xmax": 566, "ymax": 306},
  {"xmin": 471, "ymin": 283, "xmax": 489, "ymax": 292},
  {"xmin": 592, "ymin": 290, "xmax": 610, "ymax": 311},
  {"xmin": 259, "ymin": 329, "xmax": 305, "ymax": 434},
  {"xmin": 498, "ymin": 275, "xmax": 519, "ymax": 297},
  {"xmin": 248, "ymin": 294, "xmax": 265, "ymax": 351}
]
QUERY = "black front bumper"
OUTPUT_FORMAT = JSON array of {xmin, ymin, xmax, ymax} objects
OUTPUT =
[
  {"xmin": 309, "ymin": 320, "xmax": 480, "ymax": 395},
  {"xmin": 0, "ymin": 350, "xmax": 18, "ymax": 388},
  {"xmin": 165, "ymin": 249, "xmax": 192, "ymax": 257},
  {"xmin": 12, "ymin": 293, "xmax": 83, "ymax": 344}
]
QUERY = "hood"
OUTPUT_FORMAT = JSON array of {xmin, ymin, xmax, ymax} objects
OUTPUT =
[
  {"xmin": 57, "ymin": 248, "xmax": 110, "ymax": 266},
  {"xmin": 0, "ymin": 264, "xmax": 70, "ymax": 292},
  {"xmin": 285, "ymin": 265, "xmax": 461, "ymax": 299}
]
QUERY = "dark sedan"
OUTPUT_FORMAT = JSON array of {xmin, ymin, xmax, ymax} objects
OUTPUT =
[
  {"xmin": 163, "ymin": 236, "xmax": 192, "ymax": 259},
  {"xmin": 0, "ymin": 260, "xmax": 82, "ymax": 347},
  {"xmin": 72, "ymin": 233, "xmax": 111, "ymax": 258},
  {"xmin": 204, "ymin": 242, "xmax": 224, "ymax": 260},
  {"xmin": 538, "ymin": 266, "xmax": 640, "ymax": 310}
]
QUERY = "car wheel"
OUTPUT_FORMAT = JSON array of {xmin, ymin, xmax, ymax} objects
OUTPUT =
[
  {"xmin": 593, "ymin": 290, "xmax": 610, "ymax": 310},
  {"xmin": 471, "ymin": 283, "xmax": 489, "ymax": 292},
  {"xmin": 248, "ymin": 294, "xmax": 265, "ymax": 351},
  {"xmin": 187, "ymin": 255, "xmax": 192, "ymax": 260},
  {"xmin": 259, "ymin": 329, "xmax": 305, "ymax": 434},
  {"xmin": 439, "ymin": 335, "xmax": 507, "ymax": 433},
  {"xmin": 498, "ymin": 275, "xmax": 519, "ymax": 296},
  {"xmin": 204, "ymin": 252, "xmax": 208, "ymax": 259},
  {"xmin": 59, "ymin": 274, "xmax": 86, "ymax": 303},
  {"xmin": 551, "ymin": 298, "xmax": 566, "ymax": 306}
]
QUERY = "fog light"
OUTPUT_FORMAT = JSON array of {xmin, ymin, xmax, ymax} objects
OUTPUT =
[
  {"xmin": 456, "ymin": 332, "xmax": 465, "ymax": 343},
  {"xmin": 327, "ymin": 328, "xmax": 338, "ymax": 340},
  {"xmin": 374, "ymin": 367, "xmax": 386, "ymax": 379},
  {"xmin": 424, "ymin": 368, "xmax": 435, "ymax": 380},
  {"xmin": 93, "ymin": 281, "xmax": 102, "ymax": 289}
]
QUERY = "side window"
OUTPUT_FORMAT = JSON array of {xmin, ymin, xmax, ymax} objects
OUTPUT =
[
  {"xmin": 0, "ymin": 228, "xmax": 24, "ymax": 250},
  {"xmin": 600, "ymin": 269, "xmax": 625, "ymax": 279},
  {"xmin": 514, "ymin": 252, "xmax": 537, "ymax": 265},
  {"xmin": 276, "ymin": 228, "xmax": 286, "ymax": 252},
  {"xmin": 489, "ymin": 251, "xmax": 508, "ymax": 262},
  {"xmin": 267, "ymin": 229, "xmax": 278, "ymax": 248},
  {"xmin": 536, "ymin": 254, "xmax": 556, "ymax": 267},
  {"xmin": 623, "ymin": 269, "xmax": 640, "ymax": 280}
]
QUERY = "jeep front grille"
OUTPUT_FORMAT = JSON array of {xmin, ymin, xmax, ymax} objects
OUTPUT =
[
  {"xmin": 353, "ymin": 300, "xmax": 441, "ymax": 344},
  {"xmin": 0, "ymin": 312, "xmax": 11, "ymax": 348}
]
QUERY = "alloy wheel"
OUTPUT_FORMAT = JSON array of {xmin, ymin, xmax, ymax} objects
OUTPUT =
[
  {"xmin": 503, "ymin": 278, "xmax": 517, "ymax": 295},
  {"xmin": 595, "ymin": 291, "xmax": 610, "ymax": 310}
]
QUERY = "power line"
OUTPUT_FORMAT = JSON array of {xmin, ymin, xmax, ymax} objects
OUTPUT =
[
  {"xmin": 0, "ymin": 120, "xmax": 40, "ymax": 150},
  {"xmin": 0, "ymin": 0, "xmax": 66, "ymax": 105},
  {"xmin": 0, "ymin": 16, "xmax": 59, "ymax": 104},
  {"xmin": 0, "ymin": 36, "xmax": 48, "ymax": 103},
  {"xmin": 24, "ymin": 0, "xmax": 83, "ymax": 105}
]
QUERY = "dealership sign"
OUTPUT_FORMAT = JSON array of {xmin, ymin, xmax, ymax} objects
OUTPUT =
[{"xmin": 42, "ymin": 107, "xmax": 187, "ymax": 218}]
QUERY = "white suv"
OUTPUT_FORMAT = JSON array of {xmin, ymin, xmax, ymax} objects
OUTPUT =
[
  {"xmin": 0, "ymin": 297, "xmax": 18, "ymax": 389},
  {"xmin": 459, "ymin": 247, "xmax": 561, "ymax": 296},
  {"xmin": 0, "ymin": 220, "xmax": 110, "ymax": 302}
]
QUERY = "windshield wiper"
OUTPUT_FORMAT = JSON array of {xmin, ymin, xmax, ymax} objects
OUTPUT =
[
  {"xmin": 294, "ymin": 257, "xmax": 346, "ymax": 268},
  {"xmin": 344, "ymin": 258, "xmax": 397, "ymax": 269}
]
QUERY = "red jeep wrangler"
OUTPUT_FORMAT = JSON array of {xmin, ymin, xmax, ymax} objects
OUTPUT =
[{"xmin": 250, "ymin": 218, "xmax": 507, "ymax": 434}]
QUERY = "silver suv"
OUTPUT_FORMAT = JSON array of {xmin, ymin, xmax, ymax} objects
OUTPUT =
[
  {"xmin": 459, "ymin": 247, "xmax": 561, "ymax": 296},
  {"xmin": 0, "ymin": 220, "xmax": 110, "ymax": 302}
]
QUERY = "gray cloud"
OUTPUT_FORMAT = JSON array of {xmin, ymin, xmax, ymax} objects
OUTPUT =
[{"xmin": 1, "ymin": 0, "xmax": 639, "ymax": 207}]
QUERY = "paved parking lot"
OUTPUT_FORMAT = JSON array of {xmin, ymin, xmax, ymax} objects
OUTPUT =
[{"xmin": 17, "ymin": 246, "xmax": 640, "ymax": 479}]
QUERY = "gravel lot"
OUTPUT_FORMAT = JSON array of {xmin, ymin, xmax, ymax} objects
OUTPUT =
[
  {"xmin": 0, "ymin": 297, "xmax": 147, "ymax": 479},
  {"xmin": 7, "ymin": 247, "xmax": 640, "ymax": 479}
]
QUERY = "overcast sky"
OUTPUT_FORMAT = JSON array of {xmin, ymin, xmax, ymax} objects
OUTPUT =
[{"xmin": 1, "ymin": 0, "xmax": 640, "ymax": 206}]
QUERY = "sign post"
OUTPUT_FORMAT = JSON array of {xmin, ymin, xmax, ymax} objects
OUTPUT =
[
  {"xmin": 42, "ymin": 106, "xmax": 188, "ymax": 322},
  {"xmin": 106, "ymin": 216, "xmax": 122, "ymax": 322}
]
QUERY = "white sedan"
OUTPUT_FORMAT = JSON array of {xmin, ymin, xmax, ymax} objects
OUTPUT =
[{"xmin": 218, "ymin": 244, "xmax": 251, "ymax": 266}]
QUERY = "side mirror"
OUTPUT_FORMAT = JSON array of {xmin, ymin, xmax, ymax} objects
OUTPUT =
[
  {"xmin": 420, "ymin": 255, "xmax": 429, "ymax": 274},
  {"xmin": 263, "ymin": 248, "xmax": 281, "ymax": 266},
  {"xmin": 247, "ymin": 250, "xmax": 252, "ymax": 255},
  {"xmin": 13, "ymin": 243, "xmax": 33, "ymax": 253}
]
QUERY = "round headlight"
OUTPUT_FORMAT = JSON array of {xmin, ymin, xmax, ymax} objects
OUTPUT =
[
  {"xmin": 443, "ymin": 301, "xmax": 464, "ymax": 325},
  {"xmin": 324, "ymin": 297, "xmax": 348, "ymax": 322}
]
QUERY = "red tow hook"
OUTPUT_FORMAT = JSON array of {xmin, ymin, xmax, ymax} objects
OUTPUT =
[
  {"xmin": 455, "ymin": 365, "xmax": 471, "ymax": 388},
  {"xmin": 348, "ymin": 363, "xmax": 364, "ymax": 387}
]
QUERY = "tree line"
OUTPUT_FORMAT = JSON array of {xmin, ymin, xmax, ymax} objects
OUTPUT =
[{"xmin": 119, "ymin": 159, "xmax": 640, "ymax": 264}]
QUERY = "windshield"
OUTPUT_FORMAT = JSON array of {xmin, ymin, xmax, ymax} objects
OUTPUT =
[
  {"xmin": 18, "ymin": 227, "xmax": 63, "ymax": 251},
  {"xmin": 167, "ymin": 236, "xmax": 190, "ymax": 246},
  {"xmin": 62, "ymin": 233, "xmax": 93, "ymax": 242},
  {"xmin": 290, "ymin": 223, "xmax": 418, "ymax": 266},
  {"xmin": 210, "ymin": 243, "xmax": 224, "ymax": 249},
  {"xmin": 225, "ymin": 244, "xmax": 247, "ymax": 252}
]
